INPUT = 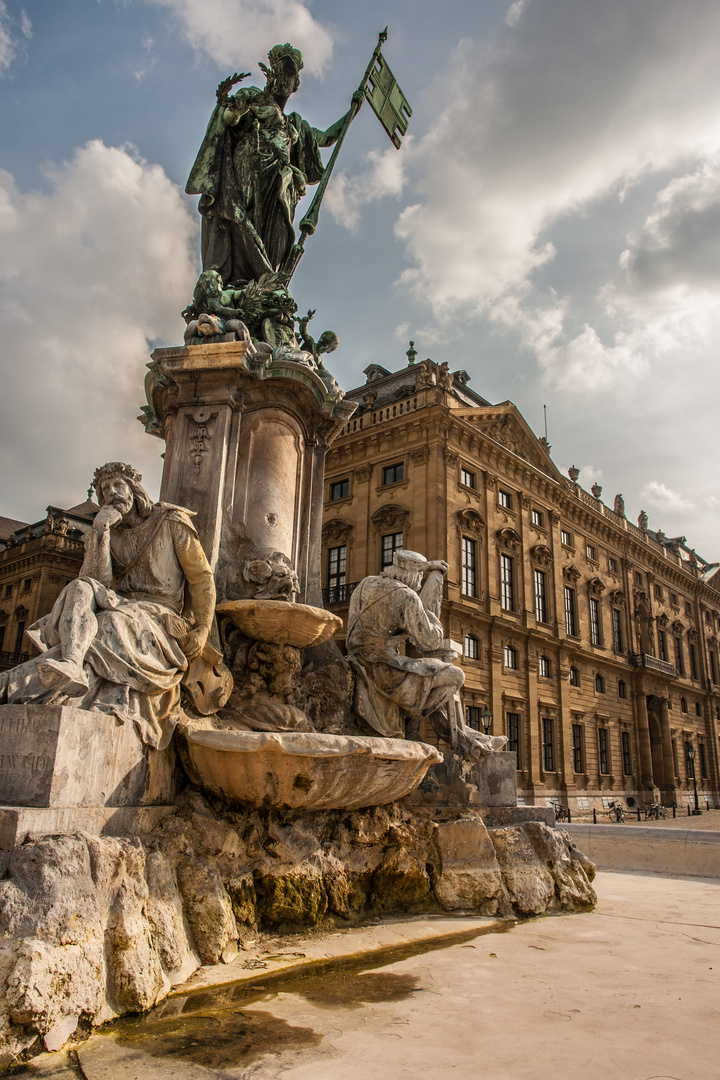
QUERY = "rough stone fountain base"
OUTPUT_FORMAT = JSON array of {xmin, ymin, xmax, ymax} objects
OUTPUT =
[{"xmin": 0, "ymin": 787, "xmax": 595, "ymax": 1065}]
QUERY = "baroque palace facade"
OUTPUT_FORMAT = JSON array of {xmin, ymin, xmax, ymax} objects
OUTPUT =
[
  {"xmin": 321, "ymin": 352, "xmax": 720, "ymax": 813},
  {"xmin": 0, "ymin": 501, "xmax": 96, "ymax": 671}
]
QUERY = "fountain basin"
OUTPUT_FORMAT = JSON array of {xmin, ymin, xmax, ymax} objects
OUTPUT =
[
  {"xmin": 216, "ymin": 599, "xmax": 342, "ymax": 648},
  {"xmin": 177, "ymin": 728, "xmax": 443, "ymax": 810}
]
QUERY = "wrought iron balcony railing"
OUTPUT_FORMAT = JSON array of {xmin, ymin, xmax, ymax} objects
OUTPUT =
[{"xmin": 322, "ymin": 582, "xmax": 359, "ymax": 606}]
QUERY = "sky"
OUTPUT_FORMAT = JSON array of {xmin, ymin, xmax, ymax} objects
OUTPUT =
[{"xmin": 1, "ymin": 0, "xmax": 720, "ymax": 555}]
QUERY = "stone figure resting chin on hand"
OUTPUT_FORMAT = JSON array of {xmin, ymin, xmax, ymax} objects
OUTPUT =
[
  {"xmin": 346, "ymin": 549, "xmax": 507, "ymax": 761},
  {"xmin": 0, "ymin": 462, "xmax": 221, "ymax": 749}
]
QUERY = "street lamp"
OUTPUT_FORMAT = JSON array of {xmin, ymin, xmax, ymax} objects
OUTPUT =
[
  {"xmin": 687, "ymin": 744, "xmax": 701, "ymax": 815},
  {"xmin": 481, "ymin": 705, "xmax": 492, "ymax": 735}
]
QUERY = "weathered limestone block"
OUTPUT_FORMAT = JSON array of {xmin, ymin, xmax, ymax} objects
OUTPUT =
[
  {"xmin": 176, "ymin": 856, "xmax": 238, "ymax": 964},
  {"xmin": 0, "ymin": 704, "xmax": 178, "ymax": 808},
  {"xmin": 370, "ymin": 850, "xmax": 432, "ymax": 911},
  {"xmin": 523, "ymin": 822, "xmax": 597, "ymax": 911},
  {"xmin": 144, "ymin": 850, "xmax": 199, "ymax": 981},
  {"xmin": 253, "ymin": 864, "xmax": 328, "ymax": 927},
  {"xmin": 433, "ymin": 817, "xmax": 504, "ymax": 913},
  {"xmin": 489, "ymin": 825, "xmax": 556, "ymax": 916}
]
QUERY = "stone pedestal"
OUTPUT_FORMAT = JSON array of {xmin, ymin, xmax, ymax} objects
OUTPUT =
[
  {"xmin": 403, "ymin": 748, "xmax": 519, "ymax": 809},
  {"xmin": 145, "ymin": 341, "xmax": 355, "ymax": 606},
  {"xmin": 0, "ymin": 704, "xmax": 180, "ymax": 849}
]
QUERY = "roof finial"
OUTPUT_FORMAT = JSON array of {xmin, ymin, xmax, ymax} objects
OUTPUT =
[{"xmin": 406, "ymin": 340, "xmax": 417, "ymax": 365}]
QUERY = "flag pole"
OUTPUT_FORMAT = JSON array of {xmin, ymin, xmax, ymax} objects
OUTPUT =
[{"xmin": 282, "ymin": 28, "xmax": 388, "ymax": 283}]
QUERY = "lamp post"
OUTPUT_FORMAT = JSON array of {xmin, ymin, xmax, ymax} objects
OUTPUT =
[
  {"xmin": 687, "ymin": 744, "xmax": 701, "ymax": 815},
  {"xmin": 481, "ymin": 705, "xmax": 492, "ymax": 735}
]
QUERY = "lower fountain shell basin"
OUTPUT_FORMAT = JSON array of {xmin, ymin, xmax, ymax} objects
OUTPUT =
[
  {"xmin": 179, "ymin": 728, "xmax": 443, "ymax": 811},
  {"xmin": 215, "ymin": 599, "xmax": 342, "ymax": 648}
]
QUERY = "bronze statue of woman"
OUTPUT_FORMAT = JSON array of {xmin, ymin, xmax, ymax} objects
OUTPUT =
[{"xmin": 186, "ymin": 43, "xmax": 361, "ymax": 287}]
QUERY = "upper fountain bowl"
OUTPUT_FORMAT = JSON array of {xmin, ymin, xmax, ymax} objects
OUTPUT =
[{"xmin": 216, "ymin": 599, "xmax": 342, "ymax": 649}]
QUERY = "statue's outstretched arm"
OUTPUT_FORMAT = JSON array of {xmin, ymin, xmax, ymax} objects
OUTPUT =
[{"xmin": 315, "ymin": 90, "xmax": 365, "ymax": 147}]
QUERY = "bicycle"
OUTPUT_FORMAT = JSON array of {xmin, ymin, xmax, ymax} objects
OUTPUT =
[
  {"xmin": 607, "ymin": 800, "xmax": 626, "ymax": 823},
  {"xmin": 644, "ymin": 803, "xmax": 668, "ymax": 820},
  {"xmin": 554, "ymin": 805, "xmax": 569, "ymax": 822}
]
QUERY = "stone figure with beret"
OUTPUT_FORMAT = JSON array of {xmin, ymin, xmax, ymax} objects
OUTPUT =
[
  {"xmin": 346, "ymin": 549, "xmax": 506, "ymax": 760},
  {"xmin": 0, "ymin": 462, "xmax": 230, "ymax": 749}
]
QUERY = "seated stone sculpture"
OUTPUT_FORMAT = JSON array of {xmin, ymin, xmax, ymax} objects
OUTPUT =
[
  {"xmin": 0, "ymin": 462, "xmax": 230, "ymax": 749},
  {"xmin": 346, "ymin": 549, "xmax": 506, "ymax": 760}
]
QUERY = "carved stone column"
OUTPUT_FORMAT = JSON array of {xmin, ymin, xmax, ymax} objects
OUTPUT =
[
  {"xmin": 635, "ymin": 691, "xmax": 655, "ymax": 795},
  {"xmin": 144, "ymin": 341, "xmax": 355, "ymax": 606},
  {"xmin": 658, "ymin": 697, "xmax": 678, "ymax": 807}
]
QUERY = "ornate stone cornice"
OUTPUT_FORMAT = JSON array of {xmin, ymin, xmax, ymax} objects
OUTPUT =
[
  {"xmin": 371, "ymin": 503, "xmax": 410, "ymax": 535},
  {"xmin": 496, "ymin": 527, "xmax": 521, "ymax": 555},
  {"xmin": 588, "ymin": 577, "xmax": 606, "ymax": 595},
  {"xmin": 322, "ymin": 518, "xmax": 353, "ymax": 544},
  {"xmin": 530, "ymin": 544, "xmax": 553, "ymax": 569},
  {"xmin": 457, "ymin": 508, "xmax": 485, "ymax": 537},
  {"xmin": 563, "ymin": 565, "xmax": 581, "ymax": 584}
]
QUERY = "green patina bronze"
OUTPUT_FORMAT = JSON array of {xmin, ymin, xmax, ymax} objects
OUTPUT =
[{"xmin": 185, "ymin": 30, "xmax": 412, "ymax": 292}]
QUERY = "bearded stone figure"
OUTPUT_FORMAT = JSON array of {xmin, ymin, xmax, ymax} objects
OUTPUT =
[{"xmin": 0, "ymin": 462, "xmax": 227, "ymax": 749}]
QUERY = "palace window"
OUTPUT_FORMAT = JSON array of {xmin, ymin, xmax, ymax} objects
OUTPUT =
[
  {"xmin": 700, "ymin": 743, "xmax": 708, "ymax": 779},
  {"xmin": 595, "ymin": 672, "xmax": 605, "ymax": 693},
  {"xmin": 572, "ymin": 724, "xmax": 584, "ymax": 773},
  {"xmin": 542, "ymin": 718, "xmax": 554, "ymax": 772},
  {"xmin": 670, "ymin": 592, "xmax": 678, "ymax": 606},
  {"xmin": 531, "ymin": 509, "xmax": 543, "ymax": 527},
  {"xmin": 382, "ymin": 462, "xmax": 404, "ymax": 485},
  {"xmin": 658, "ymin": 629, "xmax": 668, "ymax": 662},
  {"xmin": 327, "ymin": 545, "xmax": 347, "ymax": 601},
  {"xmin": 675, "ymin": 637, "xmax": 685, "ymax": 677},
  {"xmin": 22, "ymin": 578, "xmax": 31, "ymax": 593},
  {"xmin": 618, "ymin": 679, "xmax": 626, "ymax": 699},
  {"xmin": 654, "ymin": 584, "xmax": 663, "ymax": 600},
  {"xmin": 460, "ymin": 468, "xmax": 475, "ymax": 489},
  {"xmin": 685, "ymin": 601, "xmax": 692, "ymax": 616},
  {"xmin": 381, "ymin": 532, "xmax": 403, "ymax": 570},
  {"xmin": 561, "ymin": 529, "xmax": 573, "ymax": 547},
  {"xmin": 14, "ymin": 621, "xmax": 25, "ymax": 654},
  {"xmin": 611, "ymin": 609, "xmax": 622, "ymax": 652},
  {"xmin": 689, "ymin": 642, "xmax": 699, "ymax": 680},
  {"xmin": 506, "ymin": 713, "xmax": 519, "ymax": 756},
  {"xmin": 0, "ymin": 626, "xmax": 5, "ymax": 651},
  {"xmin": 608, "ymin": 556, "xmax": 618, "ymax": 573},
  {"xmin": 465, "ymin": 706, "xmax": 481, "ymax": 731},
  {"xmin": 330, "ymin": 478, "xmax": 349, "ymax": 501},
  {"xmin": 586, "ymin": 544, "xmax": 597, "ymax": 561},
  {"xmin": 462, "ymin": 537, "xmax": 477, "ymax": 598},
  {"xmin": 564, "ymin": 586, "xmax": 577, "ymax": 636},
  {"xmin": 538, "ymin": 655, "xmax": 550, "ymax": 678},
  {"xmin": 598, "ymin": 728, "xmax": 609, "ymax": 774},
  {"xmin": 635, "ymin": 572, "xmax": 643, "ymax": 586},
  {"xmin": 533, "ymin": 568, "xmax": 547, "ymax": 623},
  {"xmin": 695, "ymin": 701, "xmax": 702, "ymax": 717},
  {"xmin": 3, "ymin": 584, "xmax": 11, "ymax": 598},
  {"xmin": 589, "ymin": 596, "xmax": 601, "ymax": 645},
  {"xmin": 684, "ymin": 741, "xmax": 695, "ymax": 780},
  {"xmin": 499, "ymin": 489, "xmax": 513, "ymax": 509},
  {"xmin": 569, "ymin": 665, "xmax": 579, "ymax": 687},
  {"xmin": 622, "ymin": 731, "xmax": 632, "ymax": 775},
  {"xmin": 680, "ymin": 696, "xmax": 688, "ymax": 713},
  {"xmin": 710, "ymin": 651, "xmax": 719, "ymax": 685},
  {"xmin": 503, "ymin": 644, "xmax": 518, "ymax": 670},
  {"xmin": 464, "ymin": 634, "xmax": 479, "ymax": 660},
  {"xmin": 500, "ymin": 554, "xmax": 514, "ymax": 611}
]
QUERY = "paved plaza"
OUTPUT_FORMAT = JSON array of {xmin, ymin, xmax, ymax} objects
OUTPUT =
[{"xmin": 19, "ymin": 868, "xmax": 720, "ymax": 1080}]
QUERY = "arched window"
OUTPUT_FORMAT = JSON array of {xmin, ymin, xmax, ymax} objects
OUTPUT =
[
  {"xmin": 594, "ymin": 672, "xmax": 605, "ymax": 693},
  {"xmin": 464, "ymin": 634, "xmax": 479, "ymax": 660},
  {"xmin": 680, "ymin": 696, "xmax": 688, "ymax": 713},
  {"xmin": 503, "ymin": 644, "xmax": 518, "ymax": 670},
  {"xmin": 538, "ymin": 655, "xmax": 550, "ymax": 678},
  {"xmin": 569, "ymin": 666, "xmax": 579, "ymax": 687},
  {"xmin": 618, "ymin": 679, "xmax": 626, "ymax": 699}
]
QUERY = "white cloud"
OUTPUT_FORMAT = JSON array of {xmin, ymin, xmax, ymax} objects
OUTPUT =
[
  {"xmin": 147, "ymin": 0, "xmax": 333, "ymax": 74},
  {"xmin": 0, "ymin": 141, "xmax": 198, "ymax": 519},
  {"xmin": 387, "ymin": 0, "xmax": 720, "ymax": 390},
  {"xmin": 326, "ymin": 141, "xmax": 410, "ymax": 231},
  {"xmin": 639, "ymin": 481, "xmax": 692, "ymax": 511},
  {"xmin": 505, "ymin": 1, "xmax": 526, "ymax": 28},
  {"xmin": 0, "ymin": 1, "xmax": 30, "ymax": 76}
]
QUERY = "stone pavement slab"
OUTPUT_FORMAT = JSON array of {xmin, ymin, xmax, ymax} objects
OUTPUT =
[{"xmin": 62, "ymin": 870, "xmax": 720, "ymax": 1080}]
